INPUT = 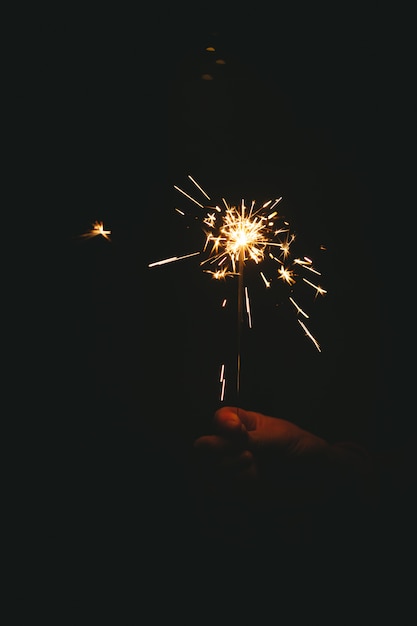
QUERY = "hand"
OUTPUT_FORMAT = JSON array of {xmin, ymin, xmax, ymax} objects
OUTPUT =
[
  {"xmin": 192, "ymin": 406, "xmax": 375, "ymax": 545},
  {"xmin": 193, "ymin": 406, "xmax": 332, "ymax": 504}
]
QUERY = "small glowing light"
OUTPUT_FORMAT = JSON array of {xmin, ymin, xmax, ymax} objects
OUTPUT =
[
  {"xmin": 245, "ymin": 286, "xmax": 252, "ymax": 328},
  {"xmin": 278, "ymin": 265, "xmax": 296, "ymax": 285},
  {"xmin": 302, "ymin": 277, "xmax": 328, "ymax": 297},
  {"xmin": 260, "ymin": 272, "xmax": 271, "ymax": 288},
  {"xmin": 219, "ymin": 363, "xmax": 226, "ymax": 401},
  {"xmin": 80, "ymin": 221, "xmax": 111, "ymax": 241},
  {"xmin": 148, "ymin": 251, "xmax": 200, "ymax": 267},
  {"xmin": 289, "ymin": 297, "xmax": 309, "ymax": 319},
  {"xmin": 298, "ymin": 319, "xmax": 321, "ymax": 352}
]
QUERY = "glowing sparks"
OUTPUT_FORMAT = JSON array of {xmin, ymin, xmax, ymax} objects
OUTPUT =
[
  {"xmin": 148, "ymin": 251, "xmax": 200, "ymax": 267},
  {"xmin": 219, "ymin": 363, "xmax": 226, "ymax": 401},
  {"xmin": 289, "ymin": 297, "xmax": 309, "ymax": 319},
  {"xmin": 245, "ymin": 286, "xmax": 252, "ymax": 329},
  {"xmin": 150, "ymin": 174, "xmax": 326, "ymax": 333},
  {"xmin": 302, "ymin": 277, "xmax": 328, "ymax": 297},
  {"xmin": 260, "ymin": 272, "xmax": 271, "ymax": 288},
  {"xmin": 204, "ymin": 267, "xmax": 238, "ymax": 280},
  {"xmin": 278, "ymin": 265, "xmax": 296, "ymax": 285},
  {"xmin": 80, "ymin": 220, "xmax": 111, "ymax": 241},
  {"xmin": 174, "ymin": 184, "xmax": 206, "ymax": 208},
  {"xmin": 298, "ymin": 319, "xmax": 321, "ymax": 352},
  {"xmin": 149, "ymin": 175, "xmax": 327, "ymax": 399}
]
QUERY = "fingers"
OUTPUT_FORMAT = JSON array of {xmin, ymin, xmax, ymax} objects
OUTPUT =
[
  {"xmin": 213, "ymin": 406, "xmax": 255, "ymax": 437},
  {"xmin": 213, "ymin": 406, "xmax": 245, "ymax": 433},
  {"xmin": 193, "ymin": 433, "xmax": 249, "ymax": 458},
  {"xmin": 193, "ymin": 409, "xmax": 262, "ymax": 507},
  {"xmin": 193, "ymin": 434, "xmax": 254, "ymax": 475},
  {"xmin": 193, "ymin": 408, "xmax": 253, "ymax": 470}
]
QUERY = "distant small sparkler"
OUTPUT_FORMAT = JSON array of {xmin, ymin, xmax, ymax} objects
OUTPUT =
[
  {"xmin": 79, "ymin": 220, "xmax": 111, "ymax": 241},
  {"xmin": 149, "ymin": 175, "xmax": 327, "ymax": 402}
]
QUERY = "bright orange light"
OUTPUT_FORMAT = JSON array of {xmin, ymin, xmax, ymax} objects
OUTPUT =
[
  {"xmin": 149, "ymin": 175, "xmax": 327, "ymax": 358},
  {"xmin": 80, "ymin": 220, "xmax": 111, "ymax": 241}
]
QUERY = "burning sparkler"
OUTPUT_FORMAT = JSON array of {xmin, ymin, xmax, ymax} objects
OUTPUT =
[
  {"xmin": 149, "ymin": 175, "xmax": 327, "ymax": 402},
  {"xmin": 79, "ymin": 220, "xmax": 112, "ymax": 241}
]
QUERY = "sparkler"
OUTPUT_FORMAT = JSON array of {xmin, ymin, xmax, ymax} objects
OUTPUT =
[
  {"xmin": 79, "ymin": 220, "xmax": 112, "ymax": 241},
  {"xmin": 149, "ymin": 175, "xmax": 327, "ymax": 403}
]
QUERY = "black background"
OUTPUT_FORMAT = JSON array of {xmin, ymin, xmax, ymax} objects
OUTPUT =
[
  {"xmin": 12, "ymin": 4, "xmax": 415, "ymax": 614},
  {"xmin": 51, "ymin": 8, "xmax": 410, "ymax": 445}
]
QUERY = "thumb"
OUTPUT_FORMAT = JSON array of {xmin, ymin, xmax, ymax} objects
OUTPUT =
[{"xmin": 214, "ymin": 406, "xmax": 248, "ymax": 437}]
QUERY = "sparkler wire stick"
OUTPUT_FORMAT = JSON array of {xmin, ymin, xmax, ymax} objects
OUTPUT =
[{"xmin": 236, "ymin": 246, "xmax": 244, "ymax": 400}]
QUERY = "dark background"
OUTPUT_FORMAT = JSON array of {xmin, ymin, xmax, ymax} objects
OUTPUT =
[
  {"xmin": 13, "ymin": 5, "xmax": 415, "ymax": 610},
  {"xmin": 53, "ymin": 8, "xmax": 410, "ymax": 446}
]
